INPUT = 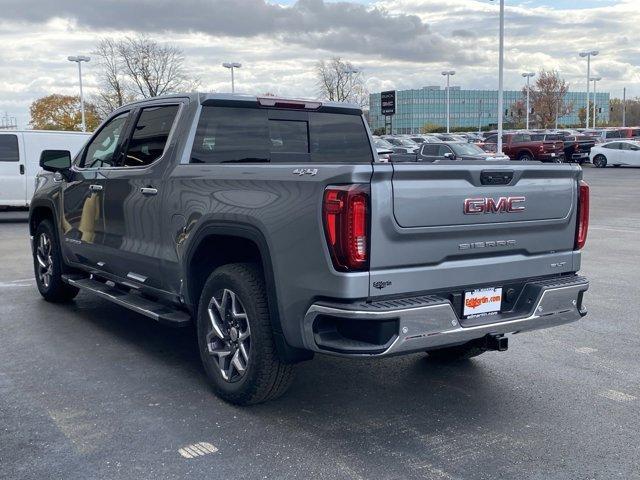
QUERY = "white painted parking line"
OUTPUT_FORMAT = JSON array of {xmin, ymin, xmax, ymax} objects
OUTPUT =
[
  {"xmin": 575, "ymin": 347, "xmax": 598, "ymax": 354},
  {"xmin": 0, "ymin": 281, "xmax": 33, "ymax": 288},
  {"xmin": 178, "ymin": 442, "xmax": 218, "ymax": 459},
  {"xmin": 590, "ymin": 226, "xmax": 640, "ymax": 234},
  {"xmin": 599, "ymin": 390, "xmax": 637, "ymax": 403}
]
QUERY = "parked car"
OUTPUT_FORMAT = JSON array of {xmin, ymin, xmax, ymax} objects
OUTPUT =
[
  {"xmin": 380, "ymin": 135, "xmax": 420, "ymax": 153},
  {"xmin": 0, "ymin": 130, "xmax": 90, "ymax": 208},
  {"xmin": 433, "ymin": 133, "xmax": 468, "ymax": 142},
  {"xmin": 482, "ymin": 132, "xmax": 565, "ymax": 162},
  {"xmin": 618, "ymin": 127, "xmax": 640, "ymax": 139},
  {"xmin": 584, "ymin": 129, "xmax": 623, "ymax": 143},
  {"xmin": 417, "ymin": 142, "xmax": 510, "ymax": 162},
  {"xmin": 590, "ymin": 140, "xmax": 640, "ymax": 167},
  {"xmin": 407, "ymin": 135, "xmax": 440, "ymax": 144},
  {"xmin": 29, "ymin": 93, "xmax": 590, "ymax": 405}
]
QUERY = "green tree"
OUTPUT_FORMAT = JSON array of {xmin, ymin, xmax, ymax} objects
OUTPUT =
[{"xmin": 29, "ymin": 94, "xmax": 100, "ymax": 131}]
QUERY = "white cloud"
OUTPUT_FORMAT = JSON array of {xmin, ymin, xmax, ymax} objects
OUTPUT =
[{"xmin": 0, "ymin": 0, "xmax": 638, "ymax": 128}]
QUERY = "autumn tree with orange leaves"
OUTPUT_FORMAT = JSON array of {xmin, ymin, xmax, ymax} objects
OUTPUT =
[{"xmin": 29, "ymin": 94, "xmax": 100, "ymax": 131}]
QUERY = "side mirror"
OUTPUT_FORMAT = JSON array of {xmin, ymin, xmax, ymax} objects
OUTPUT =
[
  {"xmin": 443, "ymin": 152, "xmax": 455, "ymax": 159},
  {"xmin": 40, "ymin": 150, "xmax": 72, "ymax": 172}
]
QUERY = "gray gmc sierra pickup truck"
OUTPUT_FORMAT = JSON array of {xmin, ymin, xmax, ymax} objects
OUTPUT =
[{"xmin": 29, "ymin": 93, "xmax": 590, "ymax": 405}]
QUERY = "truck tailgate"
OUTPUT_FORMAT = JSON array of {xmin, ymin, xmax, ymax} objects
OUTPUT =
[{"xmin": 368, "ymin": 162, "xmax": 582, "ymax": 298}]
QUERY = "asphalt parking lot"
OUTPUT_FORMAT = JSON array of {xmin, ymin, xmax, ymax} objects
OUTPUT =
[{"xmin": 1, "ymin": 166, "xmax": 639, "ymax": 480}]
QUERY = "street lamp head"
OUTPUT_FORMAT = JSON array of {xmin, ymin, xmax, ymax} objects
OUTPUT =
[
  {"xmin": 580, "ymin": 50, "xmax": 599, "ymax": 57},
  {"xmin": 522, "ymin": 72, "xmax": 535, "ymax": 78},
  {"xmin": 590, "ymin": 76, "xmax": 602, "ymax": 82},
  {"xmin": 441, "ymin": 70, "xmax": 455, "ymax": 76},
  {"xmin": 68, "ymin": 55, "xmax": 90, "ymax": 63},
  {"xmin": 223, "ymin": 62, "xmax": 242, "ymax": 69}
]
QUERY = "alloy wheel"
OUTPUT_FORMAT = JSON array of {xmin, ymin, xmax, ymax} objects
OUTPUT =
[
  {"xmin": 205, "ymin": 289, "xmax": 251, "ymax": 382},
  {"xmin": 36, "ymin": 232, "xmax": 53, "ymax": 288}
]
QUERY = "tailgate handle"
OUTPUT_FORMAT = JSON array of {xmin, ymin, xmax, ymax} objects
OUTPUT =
[{"xmin": 481, "ymin": 171, "xmax": 513, "ymax": 185}]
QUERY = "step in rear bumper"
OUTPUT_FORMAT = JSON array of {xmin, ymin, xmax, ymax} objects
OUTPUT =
[{"xmin": 302, "ymin": 275, "xmax": 589, "ymax": 357}]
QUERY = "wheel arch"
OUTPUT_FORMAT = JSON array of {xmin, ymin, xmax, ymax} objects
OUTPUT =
[
  {"xmin": 182, "ymin": 221, "xmax": 312, "ymax": 364},
  {"xmin": 517, "ymin": 149, "xmax": 534, "ymax": 159}
]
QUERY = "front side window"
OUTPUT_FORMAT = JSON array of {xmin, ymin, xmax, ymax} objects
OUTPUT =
[
  {"xmin": 190, "ymin": 107, "xmax": 372, "ymax": 164},
  {"xmin": 421, "ymin": 144, "xmax": 438, "ymax": 156},
  {"xmin": 437, "ymin": 145, "xmax": 453, "ymax": 157},
  {"xmin": 0, "ymin": 135, "xmax": 19, "ymax": 162},
  {"xmin": 82, "ymin": 112, "xmax": 129, "ymax": 168},
  {"xmin": 603, "ymin": 142, "xmax": 621, "ymax": 150},
  {"xmin": 122, "ymin": 105, "xmax": 179, "ymax": 167}
]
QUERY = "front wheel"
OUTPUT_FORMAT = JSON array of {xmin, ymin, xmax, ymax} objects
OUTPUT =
[
  {"xmin": 197, "ymin": 263, "xmax": 294, "ymax": 405},
  {"xmin": 593, "ymin": 154, "xmax": 607, "ymax": 168},
  {"xmin": 517, "ymin": 152, "xmax": 533, "ymax": 161},
  {"xmin": 33, "ymin": 220, "xmax": 79, "ymax": 302}
]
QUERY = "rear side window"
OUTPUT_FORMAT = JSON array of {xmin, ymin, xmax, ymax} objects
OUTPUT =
[
  {"xmin": 0, "ymin": 135, "xmax": 19, "ymax": 162},
  {"xmin": 122, "ymin": 105, "xmax": 179, "ymax": 167},
  {"xmin": 190, "ymin": 106, "xmax": 372, "ymax": 164}
]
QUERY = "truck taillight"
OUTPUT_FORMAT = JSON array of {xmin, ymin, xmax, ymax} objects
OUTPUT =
[
  {"xmin": 323, "ymin": 185, "xmax": 369, "ymax": 271},
  {"xmin": 575, "ymin": 180, "xmax": 589, "ymax": 250}
]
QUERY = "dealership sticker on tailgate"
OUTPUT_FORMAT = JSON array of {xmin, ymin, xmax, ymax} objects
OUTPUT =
[{"xmin": 464, "ymin": 287, "xmax": 503, "ymax": 318}]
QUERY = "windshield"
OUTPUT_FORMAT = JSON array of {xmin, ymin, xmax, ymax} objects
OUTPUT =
[
  {"xmin": 374, "ymin": 138, "xmax": 394, "ymax": 149},
  {"xmin": 450, "ymin": 143, "xmax": 487, "ymax": 156}
]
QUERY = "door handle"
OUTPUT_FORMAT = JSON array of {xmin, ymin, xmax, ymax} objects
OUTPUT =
[
  {"xmin": 19, "ymin": 165, "xmax": 25, "ymax": 175},
  {"xmin": 89, "ymin": 184, "xmax": 103, "ymax": 191},
  {"xmin": 140, "ymin": 187, "xmax": 158, "ymax": 196}
]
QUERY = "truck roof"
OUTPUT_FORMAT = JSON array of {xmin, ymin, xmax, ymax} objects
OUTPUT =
[
  {"xmin": 115, "ymin": 92, "xmax": 362, "ymax": 114},
  {"xmin": 0, "ymin": 130, "xmax": 91, "ymax": 135}
]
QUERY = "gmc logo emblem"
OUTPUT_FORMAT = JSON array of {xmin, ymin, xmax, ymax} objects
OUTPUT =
[{"xmin": 463, "ymin": 196, "xmax": 526, "ymax": 214}]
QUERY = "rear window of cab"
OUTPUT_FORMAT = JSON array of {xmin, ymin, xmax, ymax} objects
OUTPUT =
[{"xmin": 190, "ymin": 106, "xmax": 373, "ymax": 164}]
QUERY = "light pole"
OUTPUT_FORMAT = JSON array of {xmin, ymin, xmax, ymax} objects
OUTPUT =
[
  {"xmin": 590, "ymin": 76, "xmax": 601, "ymax": 128},
  {"xmin": 345, "ymin": 67, "xmax": 360, "ymax": 103},
  {"xmin": 222, "ymin": 62, "xmax": 242, "ymax": 93},
  {"xmin": 494, "ymin": 0, "xmax": 505, "ymax": 155},
  {"xmin": 522, "ymin": 72, "xmax": 535, "ymax": 130},
  {"xmin": 441, "ymin": 70, "xmax": 455, "ymax": 133},
  {"xmin": 67, "ymin": 55, "xmax": 90, "ymax": 132},
  {"xmin": 579, "ymin": 50, "xmax": 599, "ymax": 128}
]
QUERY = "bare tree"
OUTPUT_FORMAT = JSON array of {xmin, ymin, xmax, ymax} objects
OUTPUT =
[
  {"xmin": 316, "ymin": 57, "xmax": 368, "ymax": 107},
  {"xmin": 92, "ymin": 35, "xmax": 198, "ymax": 118},
  {"xmin": 117, "ymin": 36, "xmax": 193, "ymax": 98},
  {"xmin": 92, "ymin": 38, "xmax": 132, "ymax": 118},
  {"xmin": 528, "ymin": 70, "xmax": 571, "ymax": 129}
]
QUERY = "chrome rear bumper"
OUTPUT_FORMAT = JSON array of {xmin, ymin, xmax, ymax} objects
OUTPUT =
[{"xmin": 302, "ymin": 275, "xmax": 588, "ymax": 357}]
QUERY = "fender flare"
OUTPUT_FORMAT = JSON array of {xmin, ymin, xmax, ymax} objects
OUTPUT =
[{"xmin": 182, "ymin": 220, "xmax": 313, "ymax": 364}]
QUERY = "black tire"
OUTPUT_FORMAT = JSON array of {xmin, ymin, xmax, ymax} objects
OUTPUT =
[
  {"xmin": 427, "ymin": 342, "xmax": 486, "ymax": 362},
  {"xmin": 593, "ymin": 154, "xmax": 607, "ymax": 168},
  {"xmin": 196, "ymin": 263, "xmax": 294, "ymax": 405},
  {"xmin": 517, "ymin": 152, "xmax": 533, "ymax": 161},
  {"xmin": 33, "ymin": 219, "xmax": 79, "ymax": 302},
  {"xmin": 613, "ymin": 164, "xmax": 621, "ymax": 168}
]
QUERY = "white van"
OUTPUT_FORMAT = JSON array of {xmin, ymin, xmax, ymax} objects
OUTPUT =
[{"xmin": 0, "ymin": 130, "xmax": 90, "ymax": 208}]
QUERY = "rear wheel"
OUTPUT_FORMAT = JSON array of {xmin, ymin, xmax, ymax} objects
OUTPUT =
[
  {"xmin": 33, "ymin": 220, "xmax": 79, "ymax": 302},
  {"xmin": 517, "ymin": 152, "xmax": 533, "ymax": 161},
  {"xmin": 593, "ymin": 154, "xmax": 607, "ymax": 168},
  {"xmin": 196, "ymin": 263, "xmax": 294, "ymax": 405},
  {"xmin": 427, "ymin": 342, "xmax": 486, "ymax": 362}
]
